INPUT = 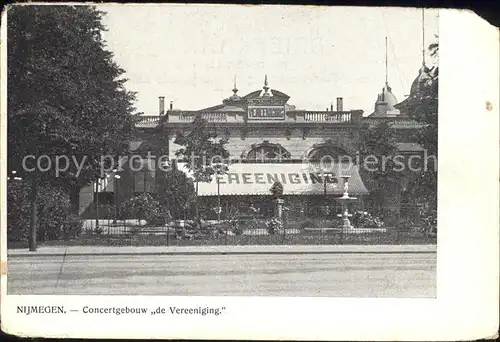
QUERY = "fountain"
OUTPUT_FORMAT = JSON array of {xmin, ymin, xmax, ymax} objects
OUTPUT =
[{"xmin": 336, "ymin": 175, "xmax": 357, "ymax": 232}]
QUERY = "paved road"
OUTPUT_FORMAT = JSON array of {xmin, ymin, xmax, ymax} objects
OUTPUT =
[{"xmin": 7, "ymin": 253, "xmax": 436, "ymax": 297}]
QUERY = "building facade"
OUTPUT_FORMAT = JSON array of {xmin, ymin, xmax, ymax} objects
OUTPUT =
[{"xmin": 79, "ymin": 68, "xmax": 431, "ymax": 226}]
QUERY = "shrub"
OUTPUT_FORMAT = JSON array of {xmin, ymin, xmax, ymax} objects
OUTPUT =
[
  {"xmin": 329, "ymin": 218, "xmax": 343, "ymax": 228},
  {"xmin": 119, "ymin": 193, "xmax": 170, "ymax": 225},
  {"xmin": 297, "ymin": 218, "xmax": 343, "ymax": 229},
  {"xmin": 61, "ymin": 215, "xmax": 84, "ymax": 240},
  {"xmin": 237, "ymin": 217, "xmax": 266, "ymax": 230},
  {"xmin": 398, "ymin": 217, "xmax": 416, "ymax": 231},
  {"xmin": 173, "ymin": 219, "xmax": 227, "ymax": 240},
  {"xmin": 209, "ymin": 220, "xmax": 231, "ymax": 236},
  {"xmin": 265, "ymin": 217, "xmax": 283, "ymax": 235},
  {"xmin": 7, "ymin": 181, "xmax": 29, "ymax": 242},
  {"xmin": 231, "ymin": 223, "xmax": 244, "ymax": 235},
  {"xmin": 269, "ymin": 181, "xmax": 284, "ymax": 198},
  {"xmin": 7, "ymin": 181, "xmax": 83, "ymax": 242},
  {"xmin": 213, "ymin": 218, "xmax": 247, "ymax": 236},
  {"xmin": 352, "ymin": 211, "xmax": 384, "ymax": 228},
  {"xmin": 299, "ymin": 219, "xmax": 316, "ymax": 229},
  {"xmin": 419, "ymin": 207, "xmax": 437, "ymax": 234},
  {"xmin": 398, "ymin": 207, "xmax": 437, "ymax": 235}
]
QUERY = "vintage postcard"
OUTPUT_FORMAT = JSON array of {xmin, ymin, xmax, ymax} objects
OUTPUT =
[{"xmin": 1, "ymin": 3, "xmax": 498, "ymax": 340}]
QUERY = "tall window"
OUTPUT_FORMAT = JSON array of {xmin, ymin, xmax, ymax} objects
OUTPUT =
[
  {"xmin": 133, "ymin": 170, "xmax": 156, "ymax": 194},
  {"xmin": 132, "ymin": 157, "xmax": 157, "ymax": 194},
  {"xmin": 246, "ymin": 144, "xmax": 290, "ymax": 163}
]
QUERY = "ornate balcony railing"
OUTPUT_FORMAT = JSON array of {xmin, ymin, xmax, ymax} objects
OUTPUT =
[
  {"xmin": 303, "ymin": 111, "xmax": 352, "ymax": 123},
  {"xmin": 167, "ymin": 110, "xmax": 363, "ymax": 125},
  {"xmin": 177, "ymin": 111, "xmax": 228, "ymax": 122},
  {"xmin": 362, "ymin": 118, "xmax": 424, "ymax": 129},
  {"xmin": 135, "ymin": 115, "xmax": 160, "ymax": 127}
]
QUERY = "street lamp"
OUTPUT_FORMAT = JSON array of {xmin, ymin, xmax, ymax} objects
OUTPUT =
[
  {"xmin": 10, "ymin": 170, "xmax": 22, "ymax": 181},
  {"xmin": 322, "ymin": 170, "xmax": 334, "ymax": 217},
  {"xmin": 94, "ymin": 177, "xmax": 100, "ymax": 232},
  {"xmin": 113, "ymin": 169, "xmax": 121, "ymax": 224},
  {"xmin": 213, "ymin": 163, "xmax": 225, "ymax": 222},
  {"xmin": 143, "ymin": 157, "xmax": 148, "ymax": 195}
]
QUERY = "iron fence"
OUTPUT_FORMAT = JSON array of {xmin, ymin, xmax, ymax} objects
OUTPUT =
[
  {"xmin": 7, "ymin": 203, "xmax": 436, "ymax": 248},
  {"xmin": 48, "ymin": 216, "xmax": 435, "ymax": 247}
]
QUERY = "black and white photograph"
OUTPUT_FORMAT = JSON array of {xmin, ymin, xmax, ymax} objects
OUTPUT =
[
  {"xmin": 1, "ymin": 3, "xmax": 498, "ymax": 340},
  {"xmin": 6, "ymin": 4, "xmax": 438, "ymax": 295}
]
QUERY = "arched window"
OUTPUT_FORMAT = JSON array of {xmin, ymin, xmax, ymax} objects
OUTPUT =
[
  {"xmin": 245, "ymin": 143, "xmax": 291, "ymax": 163},
  {"xmin": 306, "ymin": 145, "xmax": 349, "ymax": 164}
]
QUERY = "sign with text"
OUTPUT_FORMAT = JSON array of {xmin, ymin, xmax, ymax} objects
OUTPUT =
[
  {"xmin": 178, "ymin": 163, "xmax": 369, "ymax": 196},
  {"xmin": 247, "ymin": 106, "xmax": 286, "ymax": 120},
  {"xmin": 216, "ymin": 172, "xmax": 338, "ymax": 185}
]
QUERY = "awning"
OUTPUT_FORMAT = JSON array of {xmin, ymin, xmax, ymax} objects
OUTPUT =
[{"xmin": 178, "ymin": 163, "xmax": 369, "ymax": 196}]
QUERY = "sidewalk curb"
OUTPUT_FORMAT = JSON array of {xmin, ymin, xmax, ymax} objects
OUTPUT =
[{"xmin": 8, "ymin": 250, "xmax": 437, "ymax": 257}]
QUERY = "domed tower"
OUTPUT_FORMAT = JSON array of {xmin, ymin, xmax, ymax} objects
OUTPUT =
[
  {"xmin": 371, "ymin": 82, "xmax": 400, "ymax": 117},
  {"xmin": 369, "ymin": 37, "xmax": 401, "ymax": 117},
  {"xmin": 410, "ymin": 63, "xmax": 432, "ymax": 95},
  {"xmin": 394, "ymin": 10, "xmax": 433, "ymax": 115}
]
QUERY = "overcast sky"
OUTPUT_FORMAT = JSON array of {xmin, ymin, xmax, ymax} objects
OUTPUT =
[{"xmin": 98, "ymin": 5, "xmax": 438, "ymax": 116}]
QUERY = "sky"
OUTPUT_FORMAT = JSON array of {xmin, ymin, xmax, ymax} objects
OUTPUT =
[{"xmin": 98, "ymin": 5, "xmax": 438, "ymax": 116}]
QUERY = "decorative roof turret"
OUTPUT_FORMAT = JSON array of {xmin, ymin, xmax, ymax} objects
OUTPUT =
[
  {"xmin": 232, "ymin": 76, "xmax": 238, "ymax": 96},
  {"xmin": 368, "ymin": 37, "xmax": 401, "ymax": 117},
  {"xmin": 222, "ymin": 76, "xmax": 243, "ymax": 104},
  {"xmin": 262, "ymin": 74, "xmax": 272, "ymax": 97},
  {"xmin": 409, "ymin": 9, "xmax": 432, "ymax": 96}
]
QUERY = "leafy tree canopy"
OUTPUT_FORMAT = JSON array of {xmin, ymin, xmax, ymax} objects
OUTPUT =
[
  {"xmin": 270, "ymin": 181, "xmax": 284, "ymax": 198},
  {"xmin": 174, "ymin": 116, "xmax": 229, "ymax": 183},
  {"xmin": 407, "ymin": 38, "xmax": 438, "ymax": 158},
  {"xmin": 8, "ymin": 5, "xmax": 137, "ymax": 189},
  {"xmin": 358, "ymin": 121, "xmax": 401, "ymax": 183},
  {"xmin": 7, "ymin": 5, "xmax": 138, "ymax": 250},
  {"xmin": 406, "ymin": 40, "xmax": 438, "ymax": 203},
  {"xmin": 158, "ymin": 168, "xmax": 196, "ymax": 220}
]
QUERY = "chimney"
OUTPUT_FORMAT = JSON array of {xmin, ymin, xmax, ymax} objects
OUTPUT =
[
  {"xmin": 170, "ymin": 101, "xmax": 173, "ymax": 110},
  {"xmin": 159, "ymin": 96, "xmax": 165, "ymax": 115},
  {"xmin": 330, "ymin": 103, "xmax": 334, "ymax": 111},
  {"xmin": 336, "ymin": 97, "xmax": 343, "ymax": 111},
  {"xmin": 326, "ymin": 107, "xmax": 329, "ymax": 112}
]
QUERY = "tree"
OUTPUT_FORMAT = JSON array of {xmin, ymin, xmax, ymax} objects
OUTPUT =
[
  {"xmin": 158, "ymin": 168, "xmax": 196, "ymax": 220},
  {"xmin": 405, "ymin": 40, "xmax": 439, "ymax": 232},
  {"xmin": 269, "ymin": 181, "xmax": 284, "ymax": 198},
  {"xmin": 7, "ymin": 180, "xmax": 82, "ymax": 244},
  {"xmin": 7, "ymin": 5, "xmax": 137, "ymax": 250},
  {"xmin": 408, "ymin": 40, "xmax": 438, "ymax": 158},
  {"xmin": 174, "ymin": 116, "xmax": 229, "ymax": 218},
  {"xmin": 119, "ymin": 193, "xmax": 169, "ymax": 226},
  {"xmin": 358, "ymin": 121, "xmax": 402, "ymax": 183},
  {"xmin": 358, "ymin": 121, "xmax": 405, "ymax": 221}
]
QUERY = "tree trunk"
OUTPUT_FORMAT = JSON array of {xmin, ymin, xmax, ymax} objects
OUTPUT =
[
  {"xmin": 28, "ymin": 178, "xmax": 38, "ymax": 252},
  {"xmin": 69, "ymin": 185, "xmax": 80, "ymax": 216}
]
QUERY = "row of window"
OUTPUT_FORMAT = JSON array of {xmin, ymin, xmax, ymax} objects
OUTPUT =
[
  {"xmin": 246, "ymin": 144, "xmax": 346, "ymax": 162},
  {"xmin": 95, "ymin": 170, "xmax": 157, "ymax": 194},
  {"xmin": 247, "ymin": 144, "xmax": 348, "ymax": 162}
]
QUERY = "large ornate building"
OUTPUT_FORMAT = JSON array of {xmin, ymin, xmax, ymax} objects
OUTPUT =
[{"xmin": 79, "ymin": 64, "xmax": 432, "ymax": 225}]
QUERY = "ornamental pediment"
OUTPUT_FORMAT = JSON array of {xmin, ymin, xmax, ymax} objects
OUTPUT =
[{"xmin": 243, "ymin": 89, "xmax": 290, "ymax": 106}]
